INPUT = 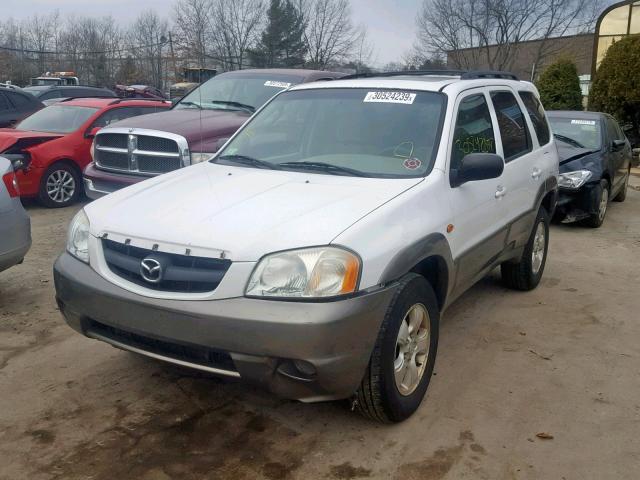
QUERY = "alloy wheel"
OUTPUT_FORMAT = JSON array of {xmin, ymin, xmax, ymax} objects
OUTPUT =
[
  {"xmin": 531, "ymin": 221, "xmax": 546, "ymax": 275},
  {"xmin": 598, "ymin": 187, "xmax": 609, "ymax": 222},
  {"xmin": 394, "ymin": 303, "xmax": 430, "ymax": 396},
  {"xmin": 46, "ymin": 169, "xmax": 76, "ymax": 204}
]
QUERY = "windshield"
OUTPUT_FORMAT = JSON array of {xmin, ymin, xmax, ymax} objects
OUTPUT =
[
  {"xmin": 174, "ymin": 73, "xmax": 303, "ymax": 112},
  {"xmin": 16, "ymin": 105, "xmax": 98, "ymax": 133},
  {"xmin": 548, "ymin": 117, "xmax": 602, "ymax": 150},
  {"xmin": 31, "ymin": 78, "xmax": 60, "ymax": 86},
  {"xmin": 214, "ymin": 88, "xmax": 446, "ymax": 178}
]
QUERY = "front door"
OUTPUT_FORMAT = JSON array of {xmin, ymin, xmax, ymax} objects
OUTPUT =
[{"xmin": 447, "ymin": 89, "xmax": 507, "ymax": 292}]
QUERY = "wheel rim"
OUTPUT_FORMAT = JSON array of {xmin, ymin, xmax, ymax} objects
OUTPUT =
[
  {"xmin": 394, "ymin": 303, "xmax": 430, "ymax": 396},
  {"xmin": 46, "ymin": 169, "xmax": 75, "ymax": 203},
  {"xmin": 598, "ymin": 188, "xmax": 608, "ymax": 222},
  {"xmin": 531, "ymin": 222, "xmax": 546, "ymax": 275}
]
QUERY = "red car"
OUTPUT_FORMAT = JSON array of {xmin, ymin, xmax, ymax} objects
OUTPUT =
[{"xmin": 0, "ymin": 98, "xmax": 171, "ymax": 207}]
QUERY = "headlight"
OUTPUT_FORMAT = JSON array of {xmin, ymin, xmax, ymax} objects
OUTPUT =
[
  {"xmin": 246, "ymin": 247, "xmax": 360, "ymax": 298},
  {"xmin": 66, "ymin": 209, "xmax": 90, "ymax": 263},
  {"xmin": 558, "ymin": 170, "xmax": 592, "ymax": 190},
  {"xmin": 190, "ymin": 152, "xmax": 216, "ymax": 164}
]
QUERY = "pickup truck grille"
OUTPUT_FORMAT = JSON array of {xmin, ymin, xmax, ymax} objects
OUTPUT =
[
  {"xmin": 94, "ymin": 131, "xmax": 187, "ymax": 176},
  {"xmin": 102, "ymin": 239, "xmax": 231, "ymax": 293}
]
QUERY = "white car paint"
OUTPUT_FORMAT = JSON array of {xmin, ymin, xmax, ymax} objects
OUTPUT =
[{"xmin": 82, "ymin": 75, "xmax": 559, "ymax": 300}]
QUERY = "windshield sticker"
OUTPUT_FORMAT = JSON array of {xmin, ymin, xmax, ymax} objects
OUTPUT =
[
  {"xmin": 264, "ymin": 81, "xmax": 291, "ymax": 88},
  {"xmin": 403, "ymin": 158, "xmax": 422, "ymax": 170},
  {"xmin": 364, "ymin": 91, "xmax": 416, "ymax": 105},
  {"xmin": 571, "ymin": 120, "xmax": 596, "ymax": 126}
]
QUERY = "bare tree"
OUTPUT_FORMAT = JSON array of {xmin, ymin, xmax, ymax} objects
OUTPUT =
[
  {"xmin": 129, "ymin": 12, "xmax": 169, "ymax": 88},
  {"xmin": 415, "ymin": 0, "xmax": 600, "ymax": 77},
  {"xmin": 210, "ymin": 0, "xmax": 265, "ymax": 70},
  {"xmin": 303, "ymin": 0, "xmax": 359, "ymax": 69},
  {"xmin": 173, "ymin": 0, "xmax": 214, "ymax": 68}
]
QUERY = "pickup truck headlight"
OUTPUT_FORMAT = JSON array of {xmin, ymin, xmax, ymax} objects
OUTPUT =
[
  {"xmin": 190, "ymin": 152, "xmax": 216, "ymax": 164},
  {"xmin": 558, "ymin": 170, "xmax": 592, "ymax": 190},
  {"xmin": 246, "ymin": 247, "xmax": 360, "ymax": 298},
  {"xmin": 66, "ymin": 209, "xmax": 90, "ymax": 263}
]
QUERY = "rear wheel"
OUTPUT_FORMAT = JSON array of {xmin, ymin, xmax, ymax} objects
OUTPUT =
[
  {"xmin": 38, "ymin": 162, "xmax": 81, "ymax": 208},
  {"xmin": 355, "ymin": 274, "xmax": 439, "ymax": 423},
  {"xmin": 501, "ymin": 207, "xmax": 549, "ymax": 291},
  {"xmin": 582, "ymin": 179, "xmax": 609, "ymax": 228}
]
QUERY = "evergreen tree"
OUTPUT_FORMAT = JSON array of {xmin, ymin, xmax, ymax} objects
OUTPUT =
[
  {"xmin": 589, "ymin": 36, "xmax": 640, "ymax": 146},
  {"xmin": 536, "ymin": 58, "xmax": 583, "ymax": 111},
  {"xmin": 250, "ymin": 0, "xmax": 307, "ymax": 68}
]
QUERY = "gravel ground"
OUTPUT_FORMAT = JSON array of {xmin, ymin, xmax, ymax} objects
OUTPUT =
[{"xmin": 1, "ymin": 174, "xmax": 639, "ymax": 480}]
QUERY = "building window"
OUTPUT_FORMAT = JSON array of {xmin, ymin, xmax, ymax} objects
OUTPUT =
[{"xmin": 595, "ymin": 1, "xmax": 636, "ymax": 70}]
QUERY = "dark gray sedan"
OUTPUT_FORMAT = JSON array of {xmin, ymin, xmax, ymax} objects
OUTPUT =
[{"xmin": 0, "ymin": 157, "xmax": 31, "ymax": 272}]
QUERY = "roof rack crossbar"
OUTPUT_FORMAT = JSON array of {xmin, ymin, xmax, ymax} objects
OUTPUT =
[
  {"xmin": 460, "ymin": 70, "xmax": 519, "ymax": 80},
  {"xmin": 339, "ymin": 69, "xmax": 519, "ymax": 82}
]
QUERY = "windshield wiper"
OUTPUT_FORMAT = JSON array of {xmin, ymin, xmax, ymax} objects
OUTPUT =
[
  {"xmin": 554, "ymin": 133, "xmax": 585, "ymax": 149},
  {"xmin": 209, "ymin": 100, "xmax": 255, "ymax": 113},
  {"xmin": 217, "ymin": 154, "xmax": 280, "ymax": 170},
  {"xmin": 176, "ymin": 101, "xmax": 202, "ymax": 109},
  {"xmin": 278, "ymin": 161, "xmax": 367, "ymax": 177}
]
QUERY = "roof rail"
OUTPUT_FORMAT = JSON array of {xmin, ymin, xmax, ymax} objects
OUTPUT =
[
  {"xmin": 109, "ymin": 97, "xmax": 170, "ymax": 105},
  {"xmin": 339, "ymin": 69, "xmax": 519, "ymax": 81},
  {"xmin": 460, "ymin": 70, "xmax": 519, "ymax": 80},
  {"xmin": 59, "ymin": 96, "xmax": 118, "ymax": 102},
  {"xmin": 341, "ymin": 69, "xmax": 466, "ymax": 80}
]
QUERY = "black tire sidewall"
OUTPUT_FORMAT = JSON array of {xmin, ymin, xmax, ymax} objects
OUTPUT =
[
  {"xmin": 379, "ymin": 276, "xmax": 439, "ymax": 422},
  {"xmin": 584, "ymin": 180, "xmax": 609, "ymax": 228},
  {"xmin": 39, "ymin": 163, "xmax": 81, "ymax": 208},
  {"xmin": 525, "ymin": 208, "xmax": 550, "ymax": 288}
]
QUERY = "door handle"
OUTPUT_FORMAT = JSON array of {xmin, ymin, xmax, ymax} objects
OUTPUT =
[
  {"xmin": 531, "ymin": 167, "xmax": 542, "ymax": 179},
  {"xmin": 495, "ymin": 185, "xmax": 507, "ymax": 198}
]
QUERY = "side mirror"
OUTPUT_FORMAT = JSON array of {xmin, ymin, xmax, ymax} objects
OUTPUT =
[
  {"xmin": 216, "ymin": 137, "xmax": 230, "ymax": 151},
  {"xmin": 452, "ymin": 153, "xmax": 504, "ymax": 187},
  {"xmin": 85, "ymin": 126, "xmax": 101, "ymax": 138},
  {"xmin": 612, "ymin": 139, "xmax": 626, "ymax": 151}
]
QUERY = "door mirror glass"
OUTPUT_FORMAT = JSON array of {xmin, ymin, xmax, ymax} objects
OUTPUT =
[
  {"xmin": 453, "ymin": 153, "xmax": 504, "ymax": 187},
  {"xmin": 612, "ymin": 139, "xmax": 625, "ymax": 151}
]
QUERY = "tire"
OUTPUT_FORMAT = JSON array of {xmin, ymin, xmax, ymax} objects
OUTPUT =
[
  {"xmin": 38, "ymin": 162, "xmax": 81, "ymax": 208},
  {"xmin": 613, "ymin": 169, "xmax": 630, "ymax": 202},
  {"xmin": 582, "ymin": 179, "xmax": 609, "ymax": 228},
  {"xmin": 501, "ymin": 207, "xmax": 549, "ymax": 291},
  {"xmin": 355, "ymin": 274, "xmax": 439, "ymax": 423}
]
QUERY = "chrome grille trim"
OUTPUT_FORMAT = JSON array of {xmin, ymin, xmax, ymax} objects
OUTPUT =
[{"xmin": 94, "ymin": 127, "xmax": 190, "ymax": 176}]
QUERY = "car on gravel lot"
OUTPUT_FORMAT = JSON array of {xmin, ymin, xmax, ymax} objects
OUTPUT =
[
  {"xmin": 83, "ymin": 69, "xmax": 344, "ymax": 199},
  {"xmin": 0, "ymin": 98, "xmax": 171, "ymax": 208},
  {"xmin": 55, "ymin": 71, "xmax": 558, "ymax": 422},
  {"xmin": 548, "ymin": 111, "xmax": 632, "ymax": 228},
  {"xmin": 0, "ymin": 157, "xmax": 30, "ymax": 273},
  {"xmin": 0, "ymin": 84, "xmax": 45, "ymax": 128}
]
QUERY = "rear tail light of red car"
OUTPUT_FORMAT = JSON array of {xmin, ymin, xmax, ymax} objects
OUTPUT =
[{"xmin": 2, "ymin": 171, "xmax": 20, "ymax": 197}]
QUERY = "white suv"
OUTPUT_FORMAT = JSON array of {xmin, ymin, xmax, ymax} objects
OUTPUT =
[{"xmin": 55, "ymin": 71, "xmax": 559, "ymax": 422}]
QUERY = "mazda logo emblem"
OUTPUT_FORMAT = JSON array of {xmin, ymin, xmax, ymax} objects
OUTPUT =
[{"xmin": 140, "ymin": 257, "xmax": 162, "ymax": 283}]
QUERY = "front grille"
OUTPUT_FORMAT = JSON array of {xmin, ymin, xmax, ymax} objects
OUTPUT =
[
  {"xmin": 137, "ymin": 135, "xmax": 179, "ymax": 153},
  {"xmin": 86, "ymin": 320, "xmax": 237, "ymax": 373},
  {"xmin": 95, "ymin": 150, "xmax": 129, "ymax": 170},
  {"xmin": 94, "ymin": 131, "xmax": 184, "ymax": 175},
  {"xmin": 137, "ymin": 155, "xmax": 182, "ymax": 173},
  {"xmin": 96, "ymin": 133, "xmax": 128, "ymax": 149},
  {"xmin": 102, "ymin": 239, "xmax": 231, "ymax": 293}
]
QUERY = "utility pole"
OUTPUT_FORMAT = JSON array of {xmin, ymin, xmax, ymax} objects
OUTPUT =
[{"xmin": 169, "ymin": 32, "xmax": 179, "ymax": 84}]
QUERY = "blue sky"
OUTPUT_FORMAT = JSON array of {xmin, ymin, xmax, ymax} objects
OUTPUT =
[{"xmin": 4, "ymin": 0, "xmax": 422, "ymax": 66}]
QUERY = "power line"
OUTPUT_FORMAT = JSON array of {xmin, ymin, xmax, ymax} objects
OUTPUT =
[{"xmin": 0, "ymin": 40, "xmax": 168, "ymax": 56}]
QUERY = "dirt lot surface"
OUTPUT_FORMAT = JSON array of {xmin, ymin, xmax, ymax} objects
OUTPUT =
[{"xmin": 2, "ymin": 175, "xmax": 640, "ymax": 480}]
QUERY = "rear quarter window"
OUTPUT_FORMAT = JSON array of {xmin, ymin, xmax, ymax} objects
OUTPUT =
[
  {"xmin": 519, "ymin": 91, "xmax": 551, "ymax": 146},
  {"xmin": 490, "ymin": 91, "xmax": 532, "ymax": 161}
]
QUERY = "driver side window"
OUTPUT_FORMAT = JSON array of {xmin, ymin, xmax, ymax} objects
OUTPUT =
[{"xmin": 451, "ymin": 94, "xmax": 496, "ymax": 172}]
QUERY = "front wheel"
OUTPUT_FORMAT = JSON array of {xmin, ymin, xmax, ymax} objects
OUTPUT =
[
  {"xmin": 501, "ymin": 207, "xmax": 550, "ymax": 291},
  {"xmin": 355, "ymin": 274, "xmax": 439, "ymax": 423},
  {"xmin": 582, "ymin": 179, "xmax": 609, "ymax": 228},
  {"xmin": 38, "ymin": 162, "xmax": 81, "ymax": 208}
]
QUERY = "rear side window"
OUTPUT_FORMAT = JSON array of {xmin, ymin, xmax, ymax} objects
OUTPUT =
[
  {"xmin": 451, "ymin": 94, "xmax": 496, "ymax": 171},
  {"xmin": 490, "ymin": 91, "xmax": 531, "ymax": 161},
  {"xmin": 0, "ymin": 92, "xmax": 10, "ymax": 111},
  {"xmin": 6, "ymin": 92, "xmax": 32, "ymax": 108},
  {"xmin": 92, "ymin": 106, "xmax": 156, "ymax": 128},
  {"xmin": 519, "ymin": 91, "xmax": 550, "ymax": 146}
]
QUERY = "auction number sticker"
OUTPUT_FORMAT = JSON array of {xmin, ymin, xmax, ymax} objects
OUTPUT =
[
  {"xmin": 264, "ymin": 81, "xmax": 292, "ymax": 88},
  {"xmin": 571, "ymin": 119, "xmax": 596, "ymax": 125},
  {"xmin": 364, "ymin": 91, "xmax": 416, "ymax": 105}
]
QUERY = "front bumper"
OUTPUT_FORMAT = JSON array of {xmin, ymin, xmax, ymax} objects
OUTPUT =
[
  {"xmin": 83, "ymin": 163, "xmax": 147, "ymax": 200},
  {"xmin": 54, "ymin": 253, "xmax": 397, "ymax": 402},
  {"xmin": 555, "ymin": 182, "xmax": 600, "ymax": 222}
]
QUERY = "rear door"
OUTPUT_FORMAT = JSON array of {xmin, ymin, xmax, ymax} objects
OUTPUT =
[
  {"xmin": 447, "ymin": 88, "xmax": 507, "ymax": 290},
  {"xmin": 0, "ymin": 92, "xmax": 17, "ymax": 127}
]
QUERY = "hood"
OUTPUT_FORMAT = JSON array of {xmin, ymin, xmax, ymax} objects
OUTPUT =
[
  {"xmin": 557, "ymin": 144, "xmax": 604, "ymax": 176},
  {"xmin": 107, "ymin": 109, "xmax": 250, "ymax": 152},
  {"xmin": 555, "ymin": 140, "xmax": 600, "ymax": 165},
  {"xmin": 0, "ymin": 129, "xmax": 63, "ymax": 153},
  {"xmin": 85, "ymin": 163, "xmax": 422, "ymax": 261}
]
